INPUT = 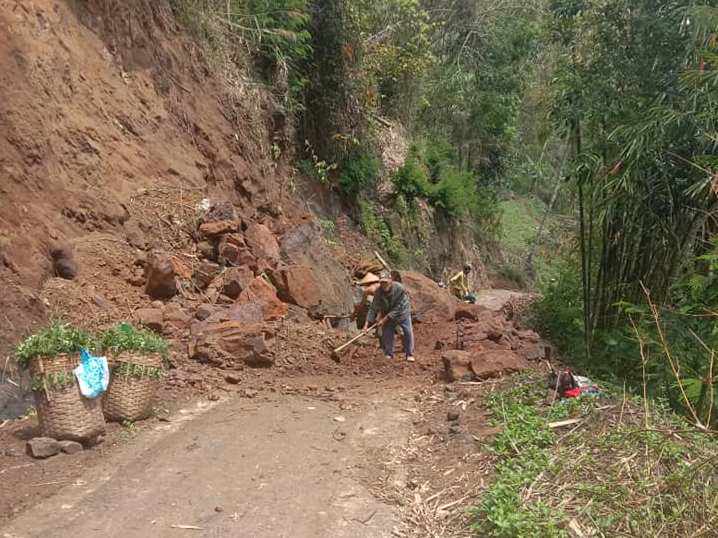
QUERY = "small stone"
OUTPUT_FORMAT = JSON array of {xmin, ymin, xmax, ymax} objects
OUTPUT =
[
  {"xmin": 197, "ymin": 240, "xmax": 216, "ymax": 260},
  {"xmin": 448, "ymin": 424, "xmax": 461, "ymax": 435},
  {"xmin": 50, "ymin": 244, "xmax": 78, "ymax": 280},
  {"xmin": 214, "ymin": 506, "xmax": 224, "ymax": 513},
  {"xmin": 225, "ymin": 374, "xmax": 241, "ymax": 385},
  {"xmin": 134, "ymin": 308, "xmax": 164, "ymax": 333},
  {"xmin": 243, "ymin": 389, "xmax": 258, "ymax": 399},
  {"xmin": 447, "ymin": 410, "xmax": 460, "ymax": 422},
  {"xmin": 207, "ymin": 393, "xmax": 220, "ymax": 401},
  {"xmin": 195, "ymin": 304, "xmax": 217, "ymax": 321},
  {"xmin": 199, "ymin": 220, "xmax": 240, "ymax": 237},
  {"xmin": 333, "ymin": 416, "xmax": 346, "ymax": 423},
  {"xmin": 144, "ymin": 253, "xmax": 177, "ymax": 299},
  {"xmin": 151, "ymin": 300, "xmax": 164, "ymax": 309},
  {"xmin": 59, "ymin": 440, "xmax": 83, "ymax": 455},
  {"xmin": 26, "ymin": 437, "xmax": 62, "ymax": 459}
]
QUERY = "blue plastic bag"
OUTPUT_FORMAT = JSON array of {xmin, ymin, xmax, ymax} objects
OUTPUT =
[{"xmin": 73, "ymin": 348, "xmax": 109, "ymax": 399}]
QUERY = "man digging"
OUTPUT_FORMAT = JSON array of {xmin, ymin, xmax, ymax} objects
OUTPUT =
[{"xmin": 363, "ymin": 271, "xmax": 415, "ymax": 362}]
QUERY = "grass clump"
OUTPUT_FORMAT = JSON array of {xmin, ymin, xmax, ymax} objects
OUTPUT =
[
  {"xmin": 98, "ymin": 323, "xmax": 169, "ymax": 358},
  {"xmin": 472, "ymin": 374, "xmax": 718, "ymax": 537},
  {"xmin": 15, "ymin": 321, "xmax": 94, "ymax": 370},
  {"xmin": 471, "ymin": 381, "xmax": 568, "ymax": 537}
]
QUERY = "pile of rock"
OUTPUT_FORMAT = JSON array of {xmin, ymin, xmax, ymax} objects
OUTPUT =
[{"xmin": 124, "ymin": 203, "xmax": 356, "ymax": 371}]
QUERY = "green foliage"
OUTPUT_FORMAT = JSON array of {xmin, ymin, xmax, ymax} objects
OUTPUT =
[
  {"xmin": 31, "ymin": 371, "xmax": 75, "ymax": 392},
  {"xmin": 391, "ymin": 155, "xmax": 429, "ymax": 202},
  {"xmin": 15, "ymin": 321, "xmax": 94, "ymax": 369},
  {"xmin": 392, "ymin": 140, "xmax": 501, "ymax": 232},
  {"xmin": 298, "ymin": 140, "xmax": 337, "ymax": 184},
  {"xmin": 474, "ymin": 374, "xmax": 718, "ymax": 537},
  {"xmin": 172, "ymin": 0, "xmax": 311, "ymax": 107},
  {"xmin": 114, "ymin": 362, "xmax": 163, "ymax": 381},
  {"xmin": 240, "ymin": 0, "xmax": 312, "ymax": 72},
  {"xmin": 98, "ymin": 323, "xmax": 169, "ymax": 358},
  {"xmin": 338, "ymin": 151, "xmax": 380, "ymax": 199},
  {"xmin": 471, "ymin": 382, "xmax": 567, "ymax": 537},
  {"xmin": 358, "ymin": 200, "xmax": 407, "ymax": 266}
]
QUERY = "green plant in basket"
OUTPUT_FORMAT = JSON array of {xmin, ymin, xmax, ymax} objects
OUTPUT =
[
  {"xmin": 98, "ymin": 323, "xmax": 169, "ymax": 358},
  {"xmin": 15, "ymin": 321, "xmax": 94, "ymax": 370}
]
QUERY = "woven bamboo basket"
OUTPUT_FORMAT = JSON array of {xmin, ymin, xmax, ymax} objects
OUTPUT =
[
  {"xmin": 30, "ymin": 354, "xmax": 106, "ymax": 442},
  {"xmin": 104, "ymin": 353, "xmax": 162, "ymax": 422}
]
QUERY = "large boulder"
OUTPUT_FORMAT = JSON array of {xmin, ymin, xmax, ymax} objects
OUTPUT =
[
  {"xmin": 144, "ymin": 253, "xmax": 177, "ymax": 299},
  {"xmin": 442, "ymin": 349, "xmax": 525, "ymax": 382},
  {"xmin": 237, "ymin": 276, "xmax": 287, "ymax": 321},
  {"xmin": 471, "ymin": 350, "xmax": 524, "ymax": 379},
  {"xmin": 442, "ymin": 350, "xmax": 476, "ymax": 382},
  {"xmin": 401, "ymin": 271, "xmax": 455, "ymax": 323},
  {"xmin": 270, "ymin": 265, "xmax": 322, "ymax": 312},
  {"xmin": 189, "ymin": 321, "xmax": 274, "ymax": 368},
  {"xmin": 245, "ymin": 223, "xmax": 280, "ymax": 265},
  {"xmin": 280, "ymin": 222, "xmax": 354, "ymax": 317}
]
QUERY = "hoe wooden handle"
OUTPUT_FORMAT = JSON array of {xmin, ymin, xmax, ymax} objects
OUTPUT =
[{"xmin": 333, "ymin": 323, "xmax": 378, "ymax": 355}]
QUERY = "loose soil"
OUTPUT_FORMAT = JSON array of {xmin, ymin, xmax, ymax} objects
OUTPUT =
[{"xmin": 1, "ymin": 374, "xmax": 507, "ymax": 538}]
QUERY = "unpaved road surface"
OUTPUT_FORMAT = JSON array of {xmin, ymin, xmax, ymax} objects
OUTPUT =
[{"xmin": 1, "ymin": 382, "xmax": 416, "ymax": 538}]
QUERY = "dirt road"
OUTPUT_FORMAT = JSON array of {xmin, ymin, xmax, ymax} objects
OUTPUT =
[{"xmin": 1, "ymin": 382, "xmax": 417, "ymax": 538}]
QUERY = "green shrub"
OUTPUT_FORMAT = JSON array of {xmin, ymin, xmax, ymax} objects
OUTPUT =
[
  {"xmin": 358, "ymin": 200, "xmax": 407, "ymax": 266},
  {"xmin": 424, "ymin": 138, "xmax": 456, "ymax": 182},
  {"xmin": 15, "ymin": 321, "xmax": 94, "ymax": 369},
  {"xmin": 392, "ymin": 156, "xmax": 429, "ymax": 201},
  {"xmin": 338, "ymin": 151, "xmax": 380, "ymax": 199},
  {"xmin": 98, "ymin": 323, "xmax": 169, "ymax": 357}
]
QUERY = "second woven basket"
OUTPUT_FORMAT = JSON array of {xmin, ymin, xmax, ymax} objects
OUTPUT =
[{"xmin": 104, "ymin": 353, "xmax": 163, "ymax": 422}]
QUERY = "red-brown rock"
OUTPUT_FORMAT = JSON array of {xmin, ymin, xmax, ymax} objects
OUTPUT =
[
  {"xmin": 245, "ymin": 223, "xmax": 280, "ymax": 264},
  {"xmin": 401, "ymin": 271, "xmax": 455, "ymax": 323},
  {"xmin": 238, "ymin": 277, "xmax": 287, "ymax": 320},
  {"xmin": 134, "ymin": 308, "xmax": 164, "ymax": 332},
  {"xmin": 199, "ymin": 220, "xmax": 240, "ymax": 238},
  {"xmin": 442, "ymin": 350, "xmax": 475, "ymax": 382},
  {"xmin": 221, "ymin": 266, "xmax": 255, "ymax": 299},
  {"xmin": 218, "ymin": 234, "xmax": 247, "ymax": 265},
  {"xmin": 170, "ymin": 256, "xmax": 192, "ymax": 280},
  {"xmin": 442, "ymin": 349, "xmax": 526, "ymax": 382},
  {"xmin": 163, "ymin": 303, "xmax": 191, "ymax": 330},
  {"xmin": 144, "ymin": 253, "xmax": 177, "ymax": 299},
  {"xmin": 470, "ymin": 350, "xmax": 524, "ymax": 380},
  {"xmin": 270, "ymin": 265, "xmax": 321, "ymax": 310},
  {"xmin": 192, "ymin": 261, "xmax": 222, "ymax": 290},
  {"xmin": 189, "ymin": 321, "xmax": 274, "ymax": 368}
]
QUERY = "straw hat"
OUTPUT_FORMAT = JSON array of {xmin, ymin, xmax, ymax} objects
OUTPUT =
[{"xmin": 357, "ymin": 272, "xmax": 380, "ymax": 286}]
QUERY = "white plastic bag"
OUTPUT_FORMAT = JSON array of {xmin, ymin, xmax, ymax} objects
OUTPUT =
[{"xmin": 73, "ymin": 349, "xmax": 109, "ymax": 399}]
